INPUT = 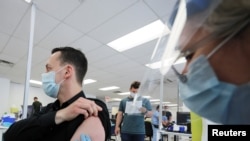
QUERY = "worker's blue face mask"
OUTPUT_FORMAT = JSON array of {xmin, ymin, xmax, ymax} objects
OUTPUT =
[
  {"xmin": 41, "ymin": 67, "xmax": 65, "ymax": 98},
  {"xmin": 178, "ymin": 33, "xmax": 250, "ymax": 124}
]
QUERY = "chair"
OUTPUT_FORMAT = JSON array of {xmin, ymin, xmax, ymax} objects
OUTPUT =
[{"xmin": 145, "ymin": 121, "xmax": 153, "ymax": 141}]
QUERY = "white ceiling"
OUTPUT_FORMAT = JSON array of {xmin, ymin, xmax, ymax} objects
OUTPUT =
[{"xmin": 0, "ymin": 0, "xmax": 183, "ymax": 106}]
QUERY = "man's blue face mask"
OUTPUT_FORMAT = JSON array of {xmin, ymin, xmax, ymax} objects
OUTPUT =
[{"xmin": 41, "ymin": 66, "xmax": 65, "ymax": 98}]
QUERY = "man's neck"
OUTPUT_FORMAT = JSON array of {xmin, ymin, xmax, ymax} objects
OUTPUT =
[{"xmin": 58, "ymin": 85, "xmax": 82, "ymax": 105}]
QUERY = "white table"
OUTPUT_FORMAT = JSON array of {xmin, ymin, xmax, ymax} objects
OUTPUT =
[
  {"xmin": 0, "ymin": 126, "xmax": 8, "ymax": 141},
  {"xmin": 160, "ymin": 130, "xmax": 192, "ymax": 141}
]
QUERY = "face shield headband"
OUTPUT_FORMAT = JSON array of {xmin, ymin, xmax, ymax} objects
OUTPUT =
[{"xmin": 158, "ymin": 0, "xmax": 221, "ymax": 75}]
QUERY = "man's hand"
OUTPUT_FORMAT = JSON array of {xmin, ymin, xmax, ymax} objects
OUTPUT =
[
  {"xmin": 114, "ymin": 126, "xmax": 120, "ymax": 135},
  {"xmin": 139, "ymin": 107, "xmax": 147, "ymax": 114},
  {"xmin": 55, "ymin": 97, "xmax": 102, "ymax": 124}
]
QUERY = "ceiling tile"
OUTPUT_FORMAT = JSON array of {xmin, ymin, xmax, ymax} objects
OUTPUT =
[
  {"xmin": 86, "ymin": 45, "xmax": 118, "ymax": 63},
  {"xmin": 35, "ymin": 0, "xmax": 82, "ymax": 20},
  {"xmin": 0, "ymin": 32, "xmax": 10, "ymax": 51},
  {"xmin": 88, "ymin": 1, "xmax": 159, "ymax": 44},
  {"xmin": 3, "ymin": 37, "xmax": 29, "ymax": 58},
  {"xmin": 37, "ymin": 23, "xmax": 83, "ymax": 50},
  {"xmin": 31, "ymin": 46, "xmax": 51, "ymax": 65},
  {"xmin": 90, "ymin": 54, "xmax": 130, "ymax": 69},
  {"xmin": 0, "ymin": 0, "xmax": 29, "ymax": 34},
  {"xmin": 13, "ymin": 9, "xmax": 60, "ymax": 44},
  {"xmin": 143, "ymin": 0, "xmax": 177, "ymax": 20},
  {"xmin": 64, "ymin": 0, "xmax": 138, "ymax": 33},
  {"xmin": 69, "ymin": 35, "xmax": 102, "ymax": 53}
]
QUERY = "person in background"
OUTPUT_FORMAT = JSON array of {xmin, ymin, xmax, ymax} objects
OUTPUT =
[
  {"xmin": 32, "ymin": 97, "xmax": 42, "ymax": 116},
  {"xmin": 115, "ymin": 81, "xmax": 153, "ymax": 141},
  {"xmin": 168, "ymin": 0, "xmax": 250, "ymax": 125},
  {"xmin": 3, "ymin": 47, "xmax": 111, "ymax": 141},
  {"xmin": 163, "ymin": 105, "xmax": 172, "ymax": 126},
  {"xmin": 151, "ymin": 105, "xmax": 168, "ymax": 141}
]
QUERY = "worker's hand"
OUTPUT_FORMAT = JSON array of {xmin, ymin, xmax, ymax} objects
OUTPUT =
[
  {"xmin": 115, "ymin": 126, "xmax": 120, "ymax": 135},
  {"xmin": 55, "ymin": 97, "xmax": 102, "ymax": 124},
  {"xmin": 139, "ymin": 107, "xmax": 147, "ymax": 114}
]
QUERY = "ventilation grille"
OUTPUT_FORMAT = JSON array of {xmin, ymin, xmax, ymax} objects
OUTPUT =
[{"xmin": 0, "ymin": 59, "xmax": 14, "ymax": 67}]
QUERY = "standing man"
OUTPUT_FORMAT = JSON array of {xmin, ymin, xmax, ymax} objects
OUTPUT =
[
  {"xmin": 32, "ymin": 96, "xmax": 42, "ymax": 116},
  {"xmin": 4, "ymin": 47, "xmax": 111, "ymax": 141},
  {"xmin": 115, "ymin": 81, "xmax": 153, "ymax": 141}
]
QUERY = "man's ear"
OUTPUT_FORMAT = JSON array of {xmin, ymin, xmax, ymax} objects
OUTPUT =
[{"xmin": 65, "ymin": 65, "xmax": 73, "ymax": 78}]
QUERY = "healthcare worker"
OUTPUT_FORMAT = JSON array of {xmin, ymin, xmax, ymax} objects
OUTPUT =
[{"xmin": 162, "ymin": 0, "xmax": 250, "ymax": 125}]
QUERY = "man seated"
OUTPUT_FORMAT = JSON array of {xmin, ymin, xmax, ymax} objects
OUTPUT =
[{"xmin": 3, "ymin": 47, "xmax": 111, "ymax": 141}]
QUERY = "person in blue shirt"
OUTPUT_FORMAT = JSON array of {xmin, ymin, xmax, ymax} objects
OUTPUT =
[
  {"xmin": 151, "ymin": 105, "xmax": 168, "ymax": 141},
  {"xmin": 115, "ymin": 81, "xmax": 153, "ymax": 141}
]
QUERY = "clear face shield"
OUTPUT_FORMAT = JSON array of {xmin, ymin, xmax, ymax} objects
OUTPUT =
[
  {"xmin": 160, "ymin": 0, "xmax": 222, "ymax": 77},
  {"xmin": 166, "ymin": 0, "xmax": 250, "ymax": 84},
  {"xmin": 138, "ymin": 0, "xmax": 221, "ymax": 98},
  {"xmin": 153, "ymin": 0, "xmax": 250, "ymax": 124},
  {"xmin": 138, "ymin": 0, "xmax": 220, "ymax": 100},
  {"xmin": 136, "ymin": 0, "xmax": 249, "ymax": 109}
]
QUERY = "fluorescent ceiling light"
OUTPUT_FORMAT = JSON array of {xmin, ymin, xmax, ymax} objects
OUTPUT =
[
  {"xmin": 151, "ymin": 101, "xmax": 171, "ymax": 104},
  {"xmin": 142, "ymin": 95, "xmax": 151, "ymax": 98},
  {"xmin": 24, "ymin": 0, "xmax": 32, "ymax": 3},
  {"xmin": 111, "ymin": 98, "xmax": 121, "ymax": 101},
  {"xmin": 165, "ymin": 104, "xmax": 178, "ymax": 107},
  {"xmin": 83, "ymin": 79, "xmax": 96, "ymax": 85},
  {"xmin": 150, "ymin": 99, "xmax": 160, "ymax": 102},
  {"xmin": 145, "ymin": 61, "xmax": 161, "ymax": 69},
  {"xmin": 151, "ymin": 101, "xmax": 171, "ymax": 105},
  {"xmin": 107, "ymin": 20, "xmax": 169, "ymax": 52},
  {"xmin": 162, "ymin": 102, "xmax": 171, "ymax": 104},
  {"xmin": 117, "ymin": 92, "xmax": 130, "ymax": 95},
  {"xmin": 145, "ymin": 57, "xmax": 186, "ymax": 69},
  {"xmin": 99, "ymin": 86, "xmax": 120, "ymax": 91},
  {"xmin": 30, "ymin": 80, "xmax": 42, "ymax": 85}
]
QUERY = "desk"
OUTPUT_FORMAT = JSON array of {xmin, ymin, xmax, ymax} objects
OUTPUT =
[
  {"xmin": 160, "ymin": 130, "xmax": 191, "ymax": 141},
  {"xmin": 0, "ymin": 126, "xmax": 8, "ymax": 141}
]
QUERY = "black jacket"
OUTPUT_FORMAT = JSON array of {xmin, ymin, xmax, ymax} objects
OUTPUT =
[{"xmin": 3, "ymin": 91, "xmax": 111, "ymax": 141}]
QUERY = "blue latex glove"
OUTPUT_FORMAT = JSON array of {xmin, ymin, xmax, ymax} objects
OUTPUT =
[{"xmin": 75, "ymin": 134, "xmax": 91, "ymax": 141}]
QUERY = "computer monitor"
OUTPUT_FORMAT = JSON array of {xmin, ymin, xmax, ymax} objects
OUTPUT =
[
  {"xmin": 176, "ymin": 111, "xmax": 191, "ymax": 125},
  {"xmin": 176, "ymin": 112, "xmax": 191, "ymax": 133},
  {"xmin": 21, "ymin": 105, "xmax": 33, "ymax": 118}
]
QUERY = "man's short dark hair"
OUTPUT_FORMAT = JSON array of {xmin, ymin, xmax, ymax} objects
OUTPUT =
[
  {"xmin": 52, "ymin": 47, "xmax": 88, "ymax": 84},
  {"xmin": 156, "ymin": 105, "xmax": 160, "ymax": 110},
  {"xmin": 130, "ymin": 81, "xmax": 140, "ymax": 89}
]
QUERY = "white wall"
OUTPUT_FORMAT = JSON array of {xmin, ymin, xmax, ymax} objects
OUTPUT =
[
  {"xmin": 9, "ymin": 83, "xmax": 55, "ymax": 111},
  {"xmin": 0, "ymin": 77, "xmax": 10, "ymax": 116}
]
